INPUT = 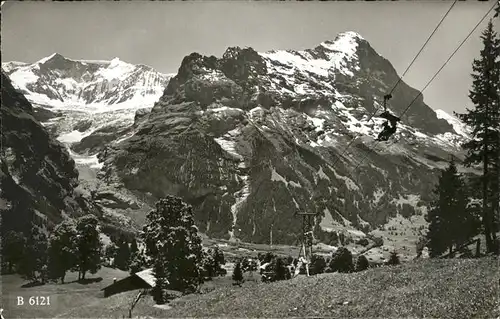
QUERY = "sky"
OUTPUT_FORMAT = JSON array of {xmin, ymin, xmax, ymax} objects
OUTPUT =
[{"xmin": 1, "ymin": 1, "xmax": 499, "ymax": 115}]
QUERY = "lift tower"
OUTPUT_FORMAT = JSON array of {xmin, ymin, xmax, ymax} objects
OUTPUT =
[{"xmin": 296, "ymin": 211, "xmax": 317, "ymax": 276}]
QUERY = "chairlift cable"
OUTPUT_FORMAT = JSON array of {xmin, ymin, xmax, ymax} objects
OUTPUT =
[
  {"xmin": 345, "ymin": 0, "xmax": 498, "ymax": 183},
  {"xmin": 388, "ymin": 0, "xmax": 459, "ymax": 96},
  {"xmin": 330, "ymin": 0, "xmax": 458, "ymax": 168}
]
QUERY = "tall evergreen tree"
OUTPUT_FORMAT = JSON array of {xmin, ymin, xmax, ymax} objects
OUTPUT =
[
  {"xmin": 425, "ymin": 203, "xmax": 447, "ymax": 258},
  {"xmin": 232, "ymin": 261, "xmax": 244, "ymax": 286},
  {"xmin": 75, "ymin": 215, "xmax": 102, "ymax": 280},
  {"xmin": 426, "ymin": 160, "xmax": 472, "ymax": 257},
  {"xmin": 142, "ymin": 196, "xmax": 205, "ymax": 294},
  {"xmin": 47, "ymin": 220, "xmax": 78, "ymax": 284},
  {"xmin": 455, "ymin": 20, "xmax": 500, "ymax": 253}
]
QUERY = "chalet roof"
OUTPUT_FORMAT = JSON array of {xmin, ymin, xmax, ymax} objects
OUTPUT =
[
  {"xmin": 101, "ymin": 268, "xmax": 168, "ymax": 291},
  {"xmin": 135, "ymin": 268, "xmax": 157, "ymax": 287}
]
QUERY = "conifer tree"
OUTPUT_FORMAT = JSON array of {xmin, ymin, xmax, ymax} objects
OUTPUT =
[
  {"xmin": 232, "ymin": 261, "xmax": 244, "ymax": 286},
  {"xmin": 142, "ymin": 196, "xmax": 205, "ymax": 294},
  {"xmin": 274, "ymin": 257, "xmax": 288, "ymax": 280},
  {"xmin": 425, "ymin": 203, "xmax": 447, "ymax": 258},
  {"xmin": 386, "ymin": 251, "xmax": 400, "ymax": 266},
  {"xmin": 426, "ymin": 160, "xmax": 472, "ymax": 256},
  {"xmin": 354, "ymin": 255, "xmax": 370, "ymax": 272},
  {"xmin": 455, "ymin": 20, "xmax": 500, "ymax": 253}
]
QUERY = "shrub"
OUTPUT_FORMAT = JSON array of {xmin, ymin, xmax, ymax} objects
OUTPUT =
[
  {"xmin": 415, "ymin": 236, "xmax": 427, "ymax": 257},
  {"xmin": 274, "ymin": 258, "xmax": 288, "ymax": 281},
  {"xmin": 259, "ymin": 252, "xmax": 275, "ymax": 264},
  {"xmin": 372, "ymin": 236, "xmax": 384, "ymax": 247},
  {"xmin": 310, "ymin": 254, "xmax": 327, "ymax": 275},
  {"xmin": 257, "ymin": 253, "xmax": 264, "ymax": 263},
  {"xmin": 356, "ymin": 238, "xmax": 370, "ymax": 246},
  {"xmin": 329, "ymin": 247, "xmax": 353, "ymax": 273},
  {"xmin": 232, "ymin": 262, "xmax": 244, "ymax": 285},
  {"xmin": 386, "ymin": 251, "xmax": 400, "ymax": 265},
  {"xmin": 264, "ymin": 252, "xmax": 275, "ymax": 263},
  {"xmin": 355, "ymin": 255, "xmax": 370, "ymax": 272}
]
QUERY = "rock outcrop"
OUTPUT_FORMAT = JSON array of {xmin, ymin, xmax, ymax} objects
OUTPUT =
[{"xmin": 0, "ymin": 72, "xmax": 97, "ymax": 233}]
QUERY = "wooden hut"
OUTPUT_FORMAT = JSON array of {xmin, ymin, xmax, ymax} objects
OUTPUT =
[{"xmin": 101, "ymin": 268, "xmax": 163, "ymax": 297}]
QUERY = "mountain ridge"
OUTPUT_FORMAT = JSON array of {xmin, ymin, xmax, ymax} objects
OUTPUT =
[
  {"xmin": 2, "ymin": 53, "xmax": 173, "ymax": 109},
  {"xmin": 3, "ymin": 31, "xmax": 475, "ymax": 251}
]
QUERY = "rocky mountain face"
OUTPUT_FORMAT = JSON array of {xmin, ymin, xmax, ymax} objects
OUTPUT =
[
  {"xmin": 96, "ymin": 32, "xmax": 470, "ymax": 245},
  {"xmin": 0, "ymin": 72, "xmax": 98, "ymax": 234},
  {"xmin": 3, "ymin": 32, "xmax": 473, "ymax": 247}
]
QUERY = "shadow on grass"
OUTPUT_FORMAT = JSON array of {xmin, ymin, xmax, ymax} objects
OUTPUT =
[
  {"xmin": 70, "ymin": 277, "xmax": 103, "ymax": 285},
  {"xmin": 21, "ymin": 281, "xmax": 45, "ymax": 288}
]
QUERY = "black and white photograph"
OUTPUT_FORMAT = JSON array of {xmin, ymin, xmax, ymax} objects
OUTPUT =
[{"xmin": 1, "ymin": 0, "xmax": 499, "ymax": 318}]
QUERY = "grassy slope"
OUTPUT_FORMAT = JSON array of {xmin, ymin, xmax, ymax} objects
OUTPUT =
[
  {"xmin": 2, "ymin": 267, "xmax": 129, "ymax": 319},
  {"xmin": 3, "ymin": 258, "xmax": 498, "ymax": 318},
  {"xmin": 158, "ymin": 257, "xmax": 499, "ymax": 319}
]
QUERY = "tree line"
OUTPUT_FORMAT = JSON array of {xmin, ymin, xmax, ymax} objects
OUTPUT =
[
  {"xmin": 231, "ymin": 246, "xmax": 401, "ymax": 287},
  {"xmin": 2, "ymin": 214, "xmax": 103, "ymax": 284}
]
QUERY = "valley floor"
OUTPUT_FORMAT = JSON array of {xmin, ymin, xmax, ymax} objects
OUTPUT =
[{"xmin": 2, "ymin": 257, "xmax": 498, "ymax": 318}]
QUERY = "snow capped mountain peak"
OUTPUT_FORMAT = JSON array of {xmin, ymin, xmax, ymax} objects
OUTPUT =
[
  {"xmin": 109, "ymin": 57, "xmax": 125, "ymax": 67},
  {"xmin": 97, "ymin": 57, "xmax": 136, "ymax": 81},
  {"xmin": 3, "ymin": 55, "xmax": 174, "ymax": 109},
  {"xmin": 434, "ymin": 109, "xmax": 471, "ymax": 138},
  {"xmin": 338, "ymin": 31, "xmax": 365, "ymax": 40},
  {"xmin": 321, "ymin": 31, "xmax": 364, "ymax": 50},
  {"xmin": 37, "ymin": 52, "xmax": 61, "ymax": 64},
  {"xmin": 257, "ymin": 31, "xmax": 366, "ymax": 85}
]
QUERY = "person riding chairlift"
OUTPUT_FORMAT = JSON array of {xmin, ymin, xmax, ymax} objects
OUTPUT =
[{"xmin": 376, "ymin": 94, "xmax": 400, "ymax": 141}]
